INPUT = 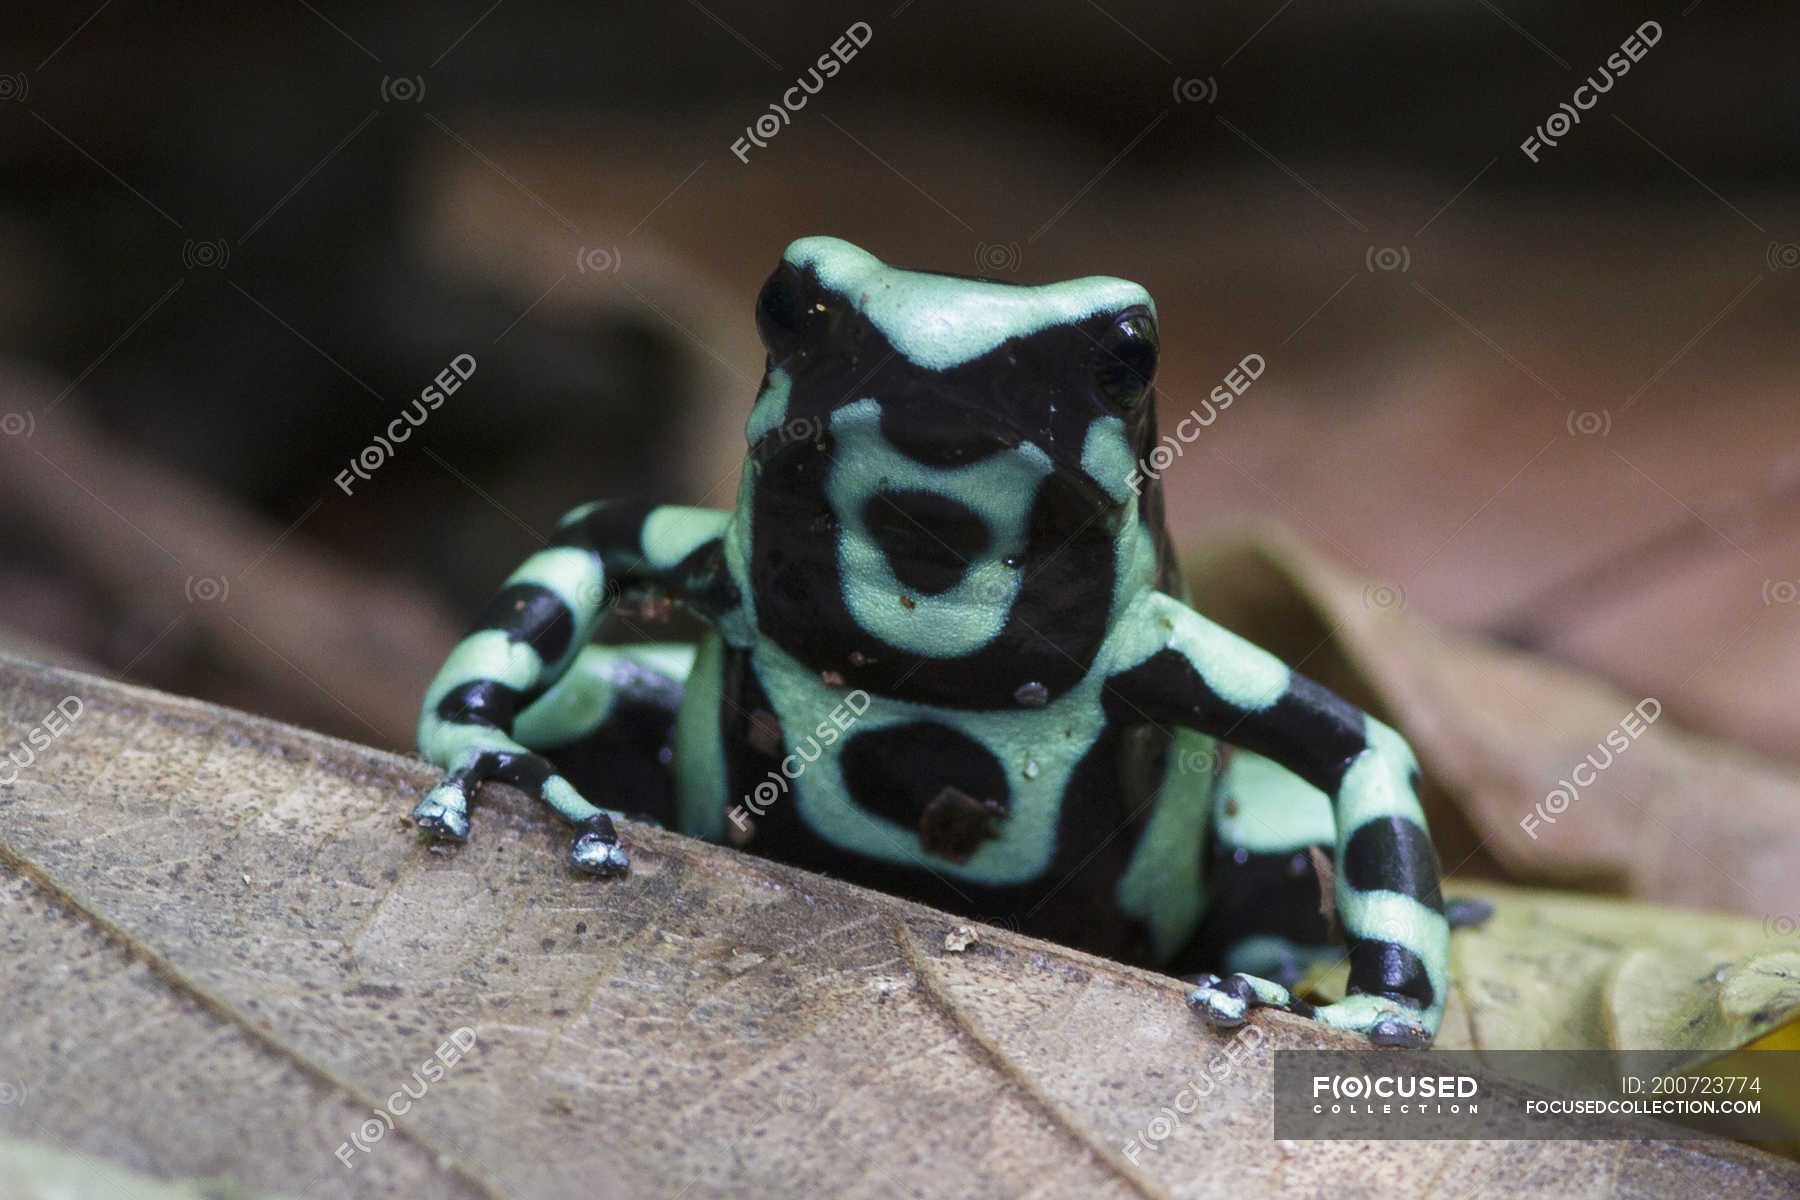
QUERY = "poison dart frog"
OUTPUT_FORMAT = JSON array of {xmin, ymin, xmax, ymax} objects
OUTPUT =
[{"xmin": 414, "ymin": 236, "xmax": 1450, "ymax": 1046}]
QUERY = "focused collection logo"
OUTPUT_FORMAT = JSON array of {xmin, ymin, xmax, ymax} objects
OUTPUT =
[{"xmin": 1310, "ymin": 1072, "xmax": 1481, "ymax": 1118}]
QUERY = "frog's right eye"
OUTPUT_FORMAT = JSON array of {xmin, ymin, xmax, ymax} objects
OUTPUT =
[
  {"xmin": 1092, "ymin": 307, "xmax": 1158, "ymax": 411},
  {"xmin": 756, "ymin": 263, "xmax": 812, "ymax": 358}
]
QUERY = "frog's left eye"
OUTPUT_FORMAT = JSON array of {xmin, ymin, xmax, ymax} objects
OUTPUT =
[
  {"xmin": 1093, "ymin": 308, "xmax": 1158, "ymax": 410},
  {"xmin": 756, "ymin": 263, "xmax": 812, "ymax": 359}
]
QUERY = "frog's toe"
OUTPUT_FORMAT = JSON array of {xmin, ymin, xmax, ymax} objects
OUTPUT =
[
  {"xmin": 412, "ymin": 783, "xmax": 471, "ymax": 842},
  {"xmin": 1188, "ymin": 978, "xmax": 1245, "ymax": 1029},
  {"xmin": 1311, "ymin": 994, "xmax": 1431, "ymax": 1047},
  {"xmin": 1444, "ymin": 896, "xmax": 1495, "ymax": 930},
  {"xmin": 1185, "ymin": 973, "xmax": 1252, "ymax": 1028},
  {"xmin": 570, "ymin": 815, "xmax": 630, "ymax": 877},
  {"xmin": 1369, "ymin": 1014, "xmax": 1431, "ymax": 1048},
  {"xmin": 1187, "ymin": 971, "xmax": 1311, "ymax": 1031}
]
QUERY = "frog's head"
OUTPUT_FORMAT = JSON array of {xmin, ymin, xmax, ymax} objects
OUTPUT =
[
  {"xmin": 745, "ymin": 236, "xmax": 1158, "ymax": 511},
  {"xmin": 739, "ymin": 237, "xmax": 1169, "ymax": 707}
]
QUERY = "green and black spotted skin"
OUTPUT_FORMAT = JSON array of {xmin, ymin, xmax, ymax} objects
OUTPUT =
[{"xmin": 415, "ymin": 237, "xmax": 1451, "ymax": 1045}]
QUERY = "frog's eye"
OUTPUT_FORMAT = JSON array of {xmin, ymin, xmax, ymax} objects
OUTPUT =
[
  {"xmin": 756, "ymin": 263, "xmax": 812, "ymax": 358},
  {"xmin": 1093, "ymin": 308, "xmax": 1158, "ymax": 410}
]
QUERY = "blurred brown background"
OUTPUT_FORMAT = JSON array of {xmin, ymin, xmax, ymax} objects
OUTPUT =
[{"xmin": 0, "ymin": 2, "xmax": 1795, "ymax": 764}]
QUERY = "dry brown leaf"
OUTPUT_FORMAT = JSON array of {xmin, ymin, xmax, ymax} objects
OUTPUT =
[
  {"xmin": 1442, "ymin": 881, "xmax": 1799, "ymax": 1057},
  {"xmin": 1605, "ymin": 948, "xmax": 1800, "ymax": 1058},
  {"xmin": 1182, "ymin": 526, "xmax": 1800, "ymax": 917},
  {"xmin": 1284, "ymin": 878, "xmax": 1800, "ymax": 1065},
  {"xmin": 3, "ymin": 657, "xmax": 1799, "ymax": 1198}
]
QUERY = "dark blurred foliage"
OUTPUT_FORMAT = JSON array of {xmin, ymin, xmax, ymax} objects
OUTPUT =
[{"xmin": 0, "ymin": 2, "xmax": 1796, "ymax": 747}]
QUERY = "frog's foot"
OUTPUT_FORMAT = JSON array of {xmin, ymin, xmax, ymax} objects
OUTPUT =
[
  {"xmin": 1310, "ymin": 994, "xmax": 1431, "ymax": 1048},
  {"xmin": 412, "ymin": 750, "xmax": 632, "ymax": 878},
  {"xmin": 412, "ymin": 781, "xmax": 471, "ymax": 842},
  {"xmin": 570, "ymin": 813, "xmax": 630, "ymax": 877},
  {"xmin": 1187, "ymin": 972, "xmax": 1309, "ymax": 1028},
  {"xmin": 1186, "ymin": 973, "xmax": 1430, "ymax": 1048}
]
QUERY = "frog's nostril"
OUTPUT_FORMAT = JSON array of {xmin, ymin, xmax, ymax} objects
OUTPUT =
[{"xmin": 861, "ymin": 490, "xmax": 991, "ymax": 596}]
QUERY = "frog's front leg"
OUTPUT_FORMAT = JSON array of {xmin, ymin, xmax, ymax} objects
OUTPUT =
[
  {"xmin": 415, "ymin": 499, "xmax": 735, "ymax": 874},
  {"xmin": 1103, "ymin": 592, "xmax": 1449, "ymax": 1046}
]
